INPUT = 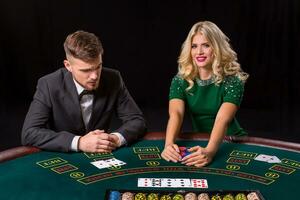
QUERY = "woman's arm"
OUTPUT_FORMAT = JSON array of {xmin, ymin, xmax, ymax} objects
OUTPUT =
[
  {"xmin": 182, "ymin": 102, "xmax": 238, "ymax": 167},
  {"xmin": 206, "ymin": 102, "xmax": 238, "ymax": 155},
  {"xmin": 161, "ymin": 99, "xmax": 185, "ymax": 162},
  {"xmin": 165, "ymin": 99, "xmax": 185, "ymax": 146}
]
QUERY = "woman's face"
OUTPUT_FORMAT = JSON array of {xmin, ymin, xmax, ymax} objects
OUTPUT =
[{"xmin": 191, "ymin": 33, "xmax": 214, "ymax": 70}]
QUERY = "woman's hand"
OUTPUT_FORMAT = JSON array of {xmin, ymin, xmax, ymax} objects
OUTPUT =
[
  {"xmin": 181, "ymin": 146, "xmax": 216, "ymax": 167},
  {"xmin": 161, "ymin": 144, "xmax": 181, "ymax": 163}
]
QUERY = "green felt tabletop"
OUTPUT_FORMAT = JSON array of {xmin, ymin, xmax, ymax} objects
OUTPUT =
[{"xmin": 0, "ymin": 140, "xmax": 299, "ymax": 200}]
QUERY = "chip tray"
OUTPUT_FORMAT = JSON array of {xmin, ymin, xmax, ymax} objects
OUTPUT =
[{"xmin": 105, "ymin": 189, "xmax": 265, "ymax": 199}]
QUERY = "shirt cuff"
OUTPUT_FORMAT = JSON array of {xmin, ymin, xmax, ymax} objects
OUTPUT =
[
  {"xmin": 111, "ymin": 132, "xmax": 126, "ymax": 147},
  {"xmin": 71, "ymin": 136, "xmax": 81, "ymax": 152}
]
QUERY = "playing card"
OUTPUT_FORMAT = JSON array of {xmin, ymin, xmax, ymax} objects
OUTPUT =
[
  {"xmin": 151, "ymin": 178, "xmax": 162, "ymax": 187},
  {"xmin": 137, "ymin": 178, "xmax": 152, "ymax": 187},
  {"xmin": 138, "ymin": 178, "xmax": 192, "ymax": 188},
  {"xmin": 161, "ymin": 178, "xmax": 191, "ymax": 188},
  {"xmin": 91, "ymin": 158, "xmax": 126, "ymax": 169},
  {"xmin": 137, "ymin": 178, "xmax": 162, "ymax": 187},
  {"xmin": 191, "ymin": 179, "xmax": 208, "ymax": 188},
  {"xmin": 91, "ymin": 160, "xmax": 110, "ymax": 169},
  {"xmin": 254, "ymin": 154, "xmax": 272, "ymax": 162},
  {"xmin": 267, "ymin": 156, "xmax": 281, "ymax": 163},
  {"xmin": 104, "ymin": 158, "xmax": 126, "ymax": 167},
  {"xmin": 137, "ymin": 178, "xmax": 207, "ymax": 188},
  {"xmin": 176, "ymin": 178, "xmax": 191, "ymax": 188}
]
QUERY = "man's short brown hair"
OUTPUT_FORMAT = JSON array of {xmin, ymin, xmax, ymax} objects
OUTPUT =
[{"xmin": 64, "ymin": 30, "xmax": 103, "ymax": 62}]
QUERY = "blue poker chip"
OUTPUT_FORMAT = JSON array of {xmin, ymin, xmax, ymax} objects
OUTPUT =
[
  {"xmin": 183, "ymin": 149, "xmax": 191, "ymax": 157},
  {"xmin": 108, "ymin": 191, "xmax": 121, "ymax": 200},
  {"xmin": 183, "ymin": 150, "xmax": 191, "ymax": 157}
]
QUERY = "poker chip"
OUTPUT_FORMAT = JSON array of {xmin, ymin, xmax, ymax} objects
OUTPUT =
[
  {"xmin": 184, "ymin": 192, "xmax": 197, "ymax": 200},
  {"xmin": 109, "ymin": 191, "xmax": 121, "ymax": 200},
  {"xmin": 222, "ymin": 194, "xmax": 234, "ymax": 200},
  {"xmin": 179, "ymin": 147, "xmax": 191, "ymax": 158},
  {"xmin": 179, "ymin": 147, "xmax": 187, "ymax": 152},
  {"xmin": 160, "ymin": 195, "xmax": 172, "ymax": 200},
  {"xmin": 172, "ymin": 194, "xmax": 184, "ymax": 200},
  {"xmin": 135, "ymin": 193, "xmax": 147, "ymax": 200},
  {"xmin": 247, "ymin": 192, "xmax": 261, "ymax": 200},
  {"xmin": 122, "ymin": 192, "xmax": 134, "ymax": 200},
  {"xmin": 197, "ymin": 193, "xmax": 209, "ymax": 200},
  {"xmin": 235, "ymin": 193, "xmax": 247, "ymax": 200},
  {"xmin": 147, "ymin": 193, "xmax": 159, "ymax": 200},
  {"xmin": 211, "ymin": 194, "xmax": 222, "ymax": 200}
]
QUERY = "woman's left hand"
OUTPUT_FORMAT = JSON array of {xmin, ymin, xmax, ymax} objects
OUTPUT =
[{"xmin": 181, "ymin": 146, "xmax": 215, "ymax": 167}]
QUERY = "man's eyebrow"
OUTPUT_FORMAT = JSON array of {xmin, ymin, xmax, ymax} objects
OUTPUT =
[
  {"xmin": 79, "ymin": 67, "xmax": 93, "ymax": 71},
  {"xmin": 79, "ymin": 64, "xmax": 102, "ymax": 71}
]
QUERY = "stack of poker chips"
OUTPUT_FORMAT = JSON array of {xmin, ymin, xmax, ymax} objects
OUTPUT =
[
  {"xmin": 179, "ymin": 147, "xmax": 191, "ymax": 158},
  {"xmin": 107, "ymin": 191, "xmax": 262, "ymax": 200}
]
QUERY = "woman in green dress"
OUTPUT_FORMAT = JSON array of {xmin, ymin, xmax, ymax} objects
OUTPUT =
[{"xmin": 161, "ymin": 21, "xmax": 249, "ymax": 167}]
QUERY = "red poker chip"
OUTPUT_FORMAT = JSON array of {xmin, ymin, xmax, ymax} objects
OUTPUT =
[{"xmin": 179, "ymin": 147, "xmax": 187, "ymax": 151}]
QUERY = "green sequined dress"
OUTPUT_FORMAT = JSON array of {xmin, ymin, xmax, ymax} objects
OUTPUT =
[{"xmin": 169, "ymin": 75, "xmax": 246, "ymax": 136}]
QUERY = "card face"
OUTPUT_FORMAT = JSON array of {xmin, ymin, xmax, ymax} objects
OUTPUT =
[
  {"xmin": 91, "ymin": 158, "xmax": 126, "ymax": 169},
  {"xmin": 91, "ymin": 160, "xmax": 110, "ymax": 169},
  {"xmin": 255, "ymin": 154, "xmax": 281, "ymax": 163},
  {"xmin": 161, "ymin": 178, "xmax": 191, "ymax": 188},
  {"xmin": 255, "ymin": 154, "xmax": 272, "ymax": 162},
  {"xmin": 191, "ymin": 179, "xmax": 208, "ymax": 188},
  {"xmin": 267, "ymin": 156, "xmax": 281, "ymax": 163},
  {"xmin": 137, "ymin": 178, "xmax": 207, "ymax": 188},
  {"xmin": 138, "ymin": 178, "xmax": 189, "ymax": 188},
  {"xmin": 137, "ymin": 178, "xmax": 152, "ymax": 187},
  {"xmin": 151, "ymin": 178, "xmax": 162, "ymax": 187},
  {"xmin": 138, "ymin": 178, "xmax": 162, "ymax": 187},
  {"xmin": 104, "ymin": 158, "xmax": 126, "ymax": 166}
]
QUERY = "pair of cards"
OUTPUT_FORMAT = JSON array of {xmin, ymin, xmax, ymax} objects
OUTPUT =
[
  {"xmin": 254, "ymin": 154, "xmax": 281, "ymax": 163},
  {"xmin": 91, "ymin": 158, "xmax": 126, "ymax": 169},
  {"xmin": 138, "ymin": 178, "xmax": 208, "ymax": 188}
]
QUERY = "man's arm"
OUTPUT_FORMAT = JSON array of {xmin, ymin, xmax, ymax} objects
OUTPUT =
[
  {"xmin": 113, "ymin": 72, "xmax": 146, "ymax": 144},
  {"xmin": 21, "ymin": 78, "xmax": 75, "ymax": 152}
]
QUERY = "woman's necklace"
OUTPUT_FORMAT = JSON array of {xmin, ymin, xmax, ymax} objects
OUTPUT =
[{"xmin": 196, "ymin": 75, "xmax": 215, "ymax": 86}]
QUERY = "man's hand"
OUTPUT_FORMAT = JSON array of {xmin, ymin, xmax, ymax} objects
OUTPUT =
[
  {"xmin": 78, "ymin": 130, "xmax": 119, "ymax": 153},
  {"xmin": 181, "ymin": 146, "xmax": 216, "ymax": 167},
  {"xmin": 161, "ymin": 144, "xmax": 181, "ymax": 163}
]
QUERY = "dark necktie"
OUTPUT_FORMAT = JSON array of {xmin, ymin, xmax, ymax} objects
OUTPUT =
[
  {"xmin": 78, "ymin": 90, "xmax": 94, "ymax": 128},
  {"xmin": 78, "ymin": 90, "xmax": 94, "ymax": 100}
]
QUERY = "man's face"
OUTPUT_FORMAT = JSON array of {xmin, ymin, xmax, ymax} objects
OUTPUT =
[{"xmin": 64, "ymin": 55, "xmax": 102, "ymax": 90}]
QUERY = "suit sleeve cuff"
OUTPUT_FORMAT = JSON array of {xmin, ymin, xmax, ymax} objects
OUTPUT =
[
  {"xmin": 111, "ymin": 132, "xmax": 127, "ymax": 147},
  {"xmin": 71, "ymin": 136, "xmax": 81, "ymax": 152}
]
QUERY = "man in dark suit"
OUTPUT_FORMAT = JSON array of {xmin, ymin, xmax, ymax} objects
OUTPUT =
[{"xmin": 22, "ymin": 30, "xmax": 146, "ymax": 153}]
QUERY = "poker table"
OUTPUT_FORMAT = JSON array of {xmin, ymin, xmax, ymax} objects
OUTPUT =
[{"xmin": 0, "ymin": 132, "xmax": 299, "ymax": 200}]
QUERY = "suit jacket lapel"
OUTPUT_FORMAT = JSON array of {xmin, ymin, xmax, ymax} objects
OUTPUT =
[
  {"xmin": 87, "ymin": 78, "xmax": 107, "ymax": 130},
  {"xmin": 63, "ymin": 71, "xmax": 85, "ymax": 131}
]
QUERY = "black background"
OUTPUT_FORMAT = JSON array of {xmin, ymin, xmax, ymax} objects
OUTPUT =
[{"xmin": 1, "ymin": 0, "xmax": 299, "ymax": 151}]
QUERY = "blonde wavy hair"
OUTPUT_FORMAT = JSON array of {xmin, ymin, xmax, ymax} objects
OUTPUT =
[{"xmin": 178, "ymin": 21, "xmax": 249, "ymax": 91}]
